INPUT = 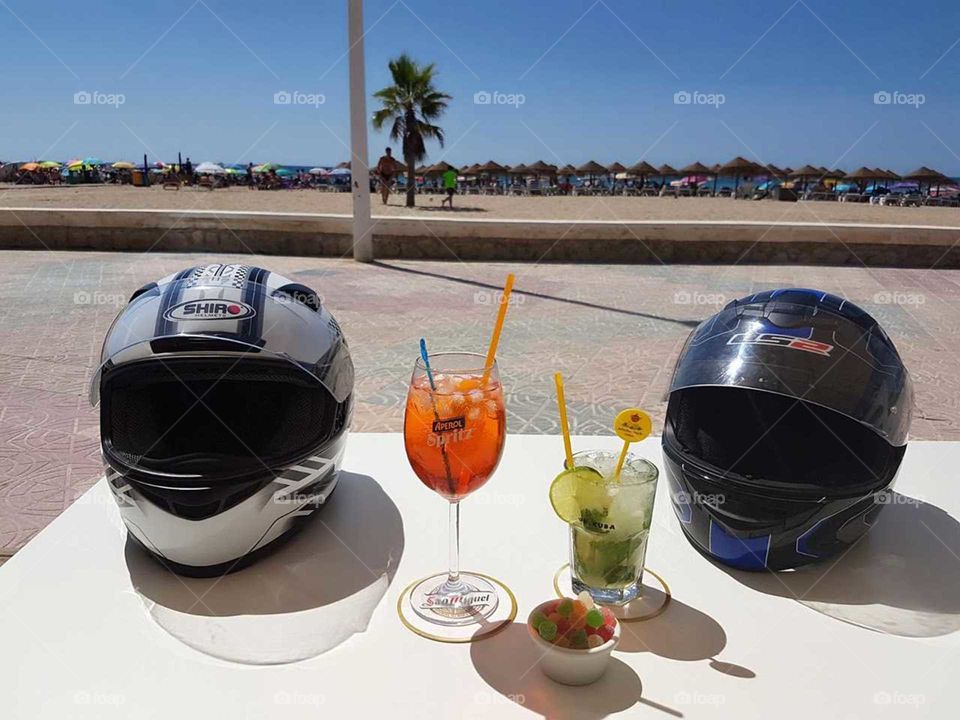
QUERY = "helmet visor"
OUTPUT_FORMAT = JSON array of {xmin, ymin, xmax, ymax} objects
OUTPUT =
[{"xmin": 95, "ymin": 343, "xmax": 350, "ymax": 482}]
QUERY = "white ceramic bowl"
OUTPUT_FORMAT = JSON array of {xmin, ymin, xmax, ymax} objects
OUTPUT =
[{"xmin": 526, "ymin": 601, "xmax": 621, "ymax": 685}]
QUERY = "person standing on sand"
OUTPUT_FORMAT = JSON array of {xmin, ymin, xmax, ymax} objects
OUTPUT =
[
  {"xmin": 441, "ymin": 167, "xmax": 458, "ymax": 209},
  {"xmin": 246, "ymin": 162, "xmax": 255, "ymax": 189},
  {"xmin": 376, "ymin": 147, "xmax": 399, "ymax": 205}
]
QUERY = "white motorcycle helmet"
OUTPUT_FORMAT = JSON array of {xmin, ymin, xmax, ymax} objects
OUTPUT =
[{"xmin": 91, "ymin": 264, "xmax": 354, "ymax": 576}]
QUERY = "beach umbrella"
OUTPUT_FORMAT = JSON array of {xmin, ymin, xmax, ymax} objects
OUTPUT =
[
  {"xmin": 678, "ymin": 162, "xmax": 712, "ymax": 189},
  {"xmin": 19, "ymin": 162, "xmax": 41, "ymax": 172},
  {"xmin": 476, "ymin": 160, "xmax": 507, "ymax": 173},
  {"xmin": 557, "ymin": 164, "xmax": 578, "ymax": 176},
  {"xmin": 82, "ymin": 157, "xmax": 103, "ymax": 166},
  {"xmin": 426, "ymin": 161, "xmax": 457, "ymax": 176},
  {"xmin": 308, "ymin": 167, "xmax": 327, "ymax": 175},
  {"xmin": 789, "ymin": 164, "xmax": 822, "ymax": 191},
  {"xmin": 335, "ymin": 161, "xmax": 350, "ymax": 169},
  {"xmin": 111, "ymin": 161, "xmax": 136, "ymax": 170},
  {"xmin": 38, "ymin": 160, "xmax": 61, "ymax": 169},
  {"xmin": 718, "ymin": 157, "xmax": 761, "ymax": 194},
  {"xmin": 679, "ymin": 161, "xmax": 712, "ymax": 175},
  {"xmin": 628, "ymin": 160, "xmax": 657, "ymax": 176},
  {"xmin": 223, "ymin": 168, "xmax": 240, "ymax": 175},
  {"xmin": 764, "ymin": 164, "xmax": 787, "ymax": 179},
  {"xmin": 462, "ymin": 163, "xmax": 481, "ymax": 176},
  {"xmin": 276, "ymin": 168, "xmax": 295, "ymax": 177},
  {"xmin": 527, "ymin": 160, "xmax": 557, "ymax": 176},
  {"xmin": 844, "ymin": 166, "xmax": 879, "ymax": 192},
  {"xmin": 606, "ymin": 162, "xmax": 627, "ymax": 185},
  {"xmin": 904, "ymin": 166, "xmax": 950, "ymax": 194},
  {"xmin": 508, "ymin": 163, "xmax": 530, "ymax": 176},
  {"xmin": 576, "ymin": 160, "xmax": 607, "ymax": 177},
  {"xmin": 657, "ymin": 163, "xmax": 679, "ymax": 177},
  {"xmin": 328, "ymin": 168, "xmax": 351, "ymax": 176},
  {"xmin": 671, "ymin": 174, "xmax": 709, "ymax": 187},
  {"xmin": 195, "ymin": 161, "xmax": 226, "ymax": 175}
]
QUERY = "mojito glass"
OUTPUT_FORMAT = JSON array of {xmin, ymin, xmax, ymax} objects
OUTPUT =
[{"xmin": 566, "ymin": 450, "xmax": 659, "ymax": 605}]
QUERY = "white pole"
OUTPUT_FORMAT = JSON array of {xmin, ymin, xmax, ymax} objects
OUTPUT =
[{"xmin": 348, "ymin": 0, "xmax": 373, "ymax": 262}]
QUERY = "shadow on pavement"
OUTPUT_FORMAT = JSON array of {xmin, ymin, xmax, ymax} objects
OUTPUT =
[{"xmin": 371, "ymin": 261, "xmax": 700, "ymax": 327}]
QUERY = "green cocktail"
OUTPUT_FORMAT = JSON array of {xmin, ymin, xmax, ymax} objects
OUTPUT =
[{"xmin": 551, "ymin": 450, "xmax": 659, "ymax": 605}]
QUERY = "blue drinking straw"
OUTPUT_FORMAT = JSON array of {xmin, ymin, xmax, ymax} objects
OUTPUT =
[{"xmin": 419, "ymin": 338, "xmax": 437, "ymax": 390}]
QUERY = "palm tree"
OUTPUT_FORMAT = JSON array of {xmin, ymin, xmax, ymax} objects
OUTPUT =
[{"xmin": 372, "ymin": 54, "xmax": 452, "ymax": 208}]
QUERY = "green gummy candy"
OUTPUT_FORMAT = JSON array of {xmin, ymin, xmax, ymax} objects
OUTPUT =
[
  {"xmin": 530, "ymin": 612, "xmax": 547, "ymax": 631},
  {"xmin": 557, "ymin": 599, "xmax": 573, "ymax": 617},
  {"xmin": 538, "ymin": 620, "xmax": 557, "ymax": 642},
  {"xmin": 586, "ymin": 608, "xmax": 604, "ymax": 628},
  {"xmin": 569, "ymin": 629, "xmax": 588, "ymax": 649}
]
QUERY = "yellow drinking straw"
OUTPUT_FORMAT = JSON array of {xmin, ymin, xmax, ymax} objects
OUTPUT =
[
  {"xmin": 481, "ymin": 273, "xmax": 516, "ymax": 385},
  {"xmin": 613, "ymin": 408, "xmax": 652, "ymax": 479},
  {"xmin": 554, "ymin": 372, "xmax": 574, "ymax": 470}
]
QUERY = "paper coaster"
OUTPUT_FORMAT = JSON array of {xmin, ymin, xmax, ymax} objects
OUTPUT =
[{"xmin": 397, "ymin": 571, "xmax": 517, "ymax": 643}]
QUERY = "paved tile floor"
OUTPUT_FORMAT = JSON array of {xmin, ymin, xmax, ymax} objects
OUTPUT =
[{"xmin": 1, "ymin": 250, "xmax": 958, "ymax": 556}]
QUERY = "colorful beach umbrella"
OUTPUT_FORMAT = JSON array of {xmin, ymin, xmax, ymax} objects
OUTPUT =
[
  {"xmin": 38, "ymin": 160, "xmax": 61, "ymax": 169},
  {"xmin": 19, "ymin": 162, "xmax": 41, "ymax": 171},
  {"xmin": 112, "ymin": 161, "xmax": 136, "ymax": 170},
  {"xmin": 195, "ymin": 161, "xmax": 226, "ymax": 175}
]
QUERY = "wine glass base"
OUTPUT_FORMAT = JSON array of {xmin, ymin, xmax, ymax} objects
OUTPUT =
[
  {"xmin": 553, "ymin": 563, "xmax": 671, "ymax": 622},
  {"xmin": 398, "ymin": 571, "xmax": 516, "ymax": 643}
]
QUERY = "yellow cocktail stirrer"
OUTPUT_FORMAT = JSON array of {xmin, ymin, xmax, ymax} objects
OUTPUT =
[
  {"xmin": 481, "ymin": 273, "xmax": 516, "ymax": 385},
  {"xmin": 554, "ymin": 372, "xmax": 574, "ymax": 470}
]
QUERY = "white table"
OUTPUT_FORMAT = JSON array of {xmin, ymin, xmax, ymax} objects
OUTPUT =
[{"xmin": 2, "ymin": 434, "xmax": 959, "ymax": 719}]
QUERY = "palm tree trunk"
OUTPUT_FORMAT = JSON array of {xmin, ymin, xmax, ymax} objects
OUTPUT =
[{"xmin": 405, "ymin": 148, "xmax": 416, "ymax": 208}]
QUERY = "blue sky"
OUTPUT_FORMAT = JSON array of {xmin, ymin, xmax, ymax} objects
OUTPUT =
[{"xmin": 1, "ymin": 0, "xmax": 959, "ymax": 173}]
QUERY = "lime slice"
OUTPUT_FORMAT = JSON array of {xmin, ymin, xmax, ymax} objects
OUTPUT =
[{"xmin": 549, "ymin": 466, "xmax": 606, "ymax": 523}]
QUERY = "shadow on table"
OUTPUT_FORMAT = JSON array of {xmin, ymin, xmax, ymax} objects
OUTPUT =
[
  {"xmin": 125, "ymin": 472, "xmax": 404, "ymax": 664},
  {"xmin": 720, "ymin": 493, "xmax": 960, "ymax": 638},
  {"xmin": 471, "ymin": 622, "xmax": 666, "ymax": 719},
  {"xmin": 616, "ymin": 596, "xmax": 756, "ymax": 679}
]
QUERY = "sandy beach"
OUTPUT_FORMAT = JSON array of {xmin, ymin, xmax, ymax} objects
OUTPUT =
[{"xmin": 2, "ymin": 184, "xmax": 958, "ymax": 225}]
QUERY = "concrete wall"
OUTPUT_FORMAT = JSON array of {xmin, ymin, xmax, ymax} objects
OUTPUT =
[{"xmin": 1, "ymin": 207, "xmax": 958, "ymax": 266}]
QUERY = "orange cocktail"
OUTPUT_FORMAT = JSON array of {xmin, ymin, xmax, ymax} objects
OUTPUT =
[{"xmin": 404, "ymin": 369, "xmax": 505, "ymax": 501}]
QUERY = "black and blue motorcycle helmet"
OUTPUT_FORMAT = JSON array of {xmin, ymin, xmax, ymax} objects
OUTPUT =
[{"xmin": 662, "ymin": 289, "xmax": 913, "ymax": 571}]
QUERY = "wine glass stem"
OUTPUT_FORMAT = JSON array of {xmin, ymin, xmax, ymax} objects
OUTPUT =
[{"xmin": 448, "ymin": 500, "xmax": 461, "ymax": 586}]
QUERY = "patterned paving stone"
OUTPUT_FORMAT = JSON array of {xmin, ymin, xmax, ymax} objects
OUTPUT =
[{"xmin": 0, "ymin": 250, "xmax": 959, "ymax": 555}]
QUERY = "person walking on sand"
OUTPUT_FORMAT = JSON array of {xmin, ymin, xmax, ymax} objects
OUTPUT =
[
  {"xmin": 246, "ymin": 162, "xmax": 255, "ymax": 189},
  {"xmin": 441, "ymin": 166, "xmax": 458, "ymax": 209},
  {"xmin": 376, "ymin": 147, "xmax": 399, "ymax": 205}
]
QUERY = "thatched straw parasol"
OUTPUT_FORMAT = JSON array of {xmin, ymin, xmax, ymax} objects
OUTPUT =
[
  {"xmin": 576, "ymin": 160, "xmax": 608, "ymax": 175},
  {"xmin": 679, "ymin": 161, "xmax": 713, "ymax": 175},
  {"xmin": 607, "ymin": 161, "xmax": 627, "ymax": 173},
  {"xmin": 628, "ymin": 160, "xmax": 658, "ymax": 176},
  {"xmin": 476, "ymin": 160, "xmax": 508, "ymax": 173},
  {"xmin": 557, "ymin": 164, "xmax": 577, "ymax": 176},
  {"xmin": 508, "ymin": 163, "xmax": 530, "ymax": 175},
  {"xmin": 904, "ymin": 166, "xmax": 950, "ymax": 194},
  {"xmin": 425, "ymin": 161, "xmax": 456, "ymax": 175},
  {"xmin": 657, "ymin": 163, "xmax": 679, "ymax": 177},
  {"xmin": 527, "ymin": 160, "xmax": 558, "ymax": 178},
  {"xmin": 844, "ymin": 166, "xmax": 878, "ymax": 191},
  {"xmin": 719, "ymin": 156, "xmax": 762, "ymax": 194}
]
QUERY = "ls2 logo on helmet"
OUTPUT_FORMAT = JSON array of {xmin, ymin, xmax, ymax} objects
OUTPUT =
[
  {"xmin": 163, "ymin": 299, "xmax": 256, "ymax": 321},
  {"xmin": 727, "ymin": 332, "xmax": 833, "ymax": 357}
]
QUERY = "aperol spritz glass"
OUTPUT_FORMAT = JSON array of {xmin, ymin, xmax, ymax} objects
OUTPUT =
[{"xmin": 403, "ymin": 352, "xmax": 506, "ymax": 627}]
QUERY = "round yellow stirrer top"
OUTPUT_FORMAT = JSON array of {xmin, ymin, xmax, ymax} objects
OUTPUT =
[
  {"xmin": 554, "ymin": 372, "xmax": 574, "ymax": 470},
  {"xmin": 613, "ymin": 408, "xmax": 652, "ymax": 479},
  {"xmin": 481, "ymin": 273, "xmax": 515, "ymax": 385}
]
